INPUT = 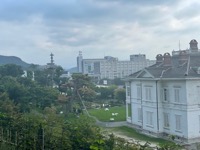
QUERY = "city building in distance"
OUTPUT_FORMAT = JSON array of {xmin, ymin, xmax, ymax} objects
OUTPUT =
[
  {"xmin": 77, "ymin": 51, "xmax": 155, "ymax": 80},
  {"xmin": 125, "ymin": 39, "xmax": 200, "ymax": 144}
]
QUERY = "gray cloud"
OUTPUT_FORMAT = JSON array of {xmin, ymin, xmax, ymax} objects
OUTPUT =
[
  {"xmin": 175, "ymin": 2, "xmax": 200, "ymax": 20},
  {"xmin": 0, "ymin": 0, "xmax": 199, "ymax": 69}
]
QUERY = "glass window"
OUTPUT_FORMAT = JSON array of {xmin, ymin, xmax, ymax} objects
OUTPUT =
[
  {"xmin": 175, "ymin": 115, "xmax": 181, "ymax": 131},
  {"xmin": 174, "ymin": 88, "xmax": 180, "ymax": 102},
  {"xmin": 163, "ymin": 113, "xmax": 170, "ymax": 128},
  {"xmin": 163, "ymin": 88, "xmax": 169, "ymax": 101},
  {"xmin": 146, "ymin": 111, "xmax": 153, "ymax": 126},
  {"xmin": 137, "ymin": 86, "xmax": 141, "ymax": 99},
  {"xmin": 138, "ymin": 108, "xmax": 142, "ymax": 122},
  {"xmin": 145, "ymin": 87, "xmax": 152, "ymax": 100}
]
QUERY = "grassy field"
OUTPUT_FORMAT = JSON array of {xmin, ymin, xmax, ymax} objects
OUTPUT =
[
  {"xmin": 88, "ymin": 106, "xmax": 126, "ymax": 122},
  {"xmin": 108, "ymin": 126, "xmax": 174, "ymax": 145},
  {"xmin": 88, "ymin": 107, "xmax": 176, "ymax": 147}
]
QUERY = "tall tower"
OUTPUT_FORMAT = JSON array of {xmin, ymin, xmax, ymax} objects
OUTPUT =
[
  {"xmin": 47, "ymin": 53, "xmax": 56, "ymax": 87},
  {"xmin": 77, "ymin": 51, "xmax": 83, "ymax": 73},
  {"xmin": 50, "ymin": 53, "xmax": 54, "ymax": 64}
]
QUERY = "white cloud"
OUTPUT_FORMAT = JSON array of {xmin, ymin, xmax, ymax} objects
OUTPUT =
[{"xmin": 0, "ymin": 0, "xmax": 200, "ymax": 69}]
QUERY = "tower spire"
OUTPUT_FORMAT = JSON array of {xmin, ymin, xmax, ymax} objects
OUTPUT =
[{"xmin": 50, "ymin": 53, "xmax": 54, "ymax": 64}]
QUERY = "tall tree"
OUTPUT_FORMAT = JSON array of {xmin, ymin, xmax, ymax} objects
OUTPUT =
[
  {"xmin": 0, "ymin": 64, "xmax": 24, "ymax": 77},
  {"xmin": 114, "ymin": 88, "xmax": 126, "ymax": 104}
]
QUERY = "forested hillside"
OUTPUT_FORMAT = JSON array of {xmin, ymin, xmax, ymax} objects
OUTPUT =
[{"xmin": 0, "ymin": 55, "xmax": 30, "ymax": 68}]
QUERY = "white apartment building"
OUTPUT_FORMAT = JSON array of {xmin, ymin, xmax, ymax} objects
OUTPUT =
[
  {"xmin": 77, "ymin": 52, "xmax": 155, "ymax": 80},
  {"xmin": 125, "ymin": 39, "xmax": 200, "ymax": 144}
]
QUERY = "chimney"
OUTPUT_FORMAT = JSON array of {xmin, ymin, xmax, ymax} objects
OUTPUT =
[
  {"xmin": 156, "ymin": 54, "xmax": 163, "ymax": 64},
  {"xmin": 178, "ymin": 50, "xmax": 188, "ymax": 65},
  {"xmin": 190, "ymin": 39, "xmax": 198, "ymax": 53},
  {"xmin": 163, "ymin": 53, "xmax": 172, "ymax": 66}
]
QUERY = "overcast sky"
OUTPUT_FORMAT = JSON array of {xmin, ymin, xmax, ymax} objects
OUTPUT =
[{"xmin": 1, "ymin": 0, "xmax": 200, "ymax": 69}]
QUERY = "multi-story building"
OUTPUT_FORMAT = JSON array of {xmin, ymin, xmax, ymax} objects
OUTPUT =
[
  {"xmin": 77, "ymin": 52, "xmax": 155, "ymax": 80},
  {"xmin": 125, "ymin": 39, "xmax": 200, "ymax": 144}
]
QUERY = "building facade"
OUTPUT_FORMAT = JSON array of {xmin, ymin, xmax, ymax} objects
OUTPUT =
[
  {"xmin": 125, "ymin": 39, "xmax": 200, "ymax": 144},
  {"xmin": 77, "ymin": 52, "xmax": 155, "ymax": 80}
]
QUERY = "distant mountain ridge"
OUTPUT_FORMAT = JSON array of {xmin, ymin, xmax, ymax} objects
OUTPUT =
[
  {"xmin": 0, "ymin": 55, "xmax": 30, "ymax": 68},
  {"xmin": 67, "ymin": 67, "xmax": 78, "ymax": 73}
]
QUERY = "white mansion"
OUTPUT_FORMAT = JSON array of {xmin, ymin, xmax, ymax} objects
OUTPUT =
[{"xmin": 125, "ymin": 39, "xmax": 200, "ymax": 144}]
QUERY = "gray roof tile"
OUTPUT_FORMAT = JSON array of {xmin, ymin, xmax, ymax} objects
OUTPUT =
[{"xmin": 129, "ymin": 52, "xmax": 200, "ymax": 79}]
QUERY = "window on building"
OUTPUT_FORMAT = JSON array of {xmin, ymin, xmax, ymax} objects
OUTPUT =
[
  {"xmin": 137, "ymin": 85, "xmax": 141, "ymax": 99},
  {"xmin": 127, "ymin": 103, "xmax": 132, "ymax": 118},
  {"xmin": 163, "ymin": 88, "xmax": 169, "ymax": 101},
  {"xmin": 146, "ymin": 111, "xmax": 153, "ymax": 126},
  {"xmin": 138, "ymin": 108, "xmax": 142, "ymax": 122},
  {"xmin": 175, "ymin": 115, "xmax": 181, "ymax": 131},
  {"xmin": 174, "ymin": 88, "xmax": 180, "ymax": 102},
  {"xmin": 163, "ymin": 113, "xmax": 170, "ymax": 128},
  {"xmin": 126, "ymin": 86, "xmax": 130, "ymax": 96},
  {"xmin": 145, "ymin": 87, "xmax": 152, "ymax": 100}
]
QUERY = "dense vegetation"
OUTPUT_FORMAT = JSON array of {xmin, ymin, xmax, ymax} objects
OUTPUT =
[{"xmin": 0, "ymin": 64, "xmax": 182, "ymax": 149}]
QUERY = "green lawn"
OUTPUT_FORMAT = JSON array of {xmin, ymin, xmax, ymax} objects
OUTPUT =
[
  {"xmin": 88, "ymin": 106, "xmax": 126, "ymax": 122},
  {"xmin": 88, "ymin": 107, "xmax": 177, "ymax": 147},
  {"xmin": 109, "ymin": 126, "xmax": 174, "ymax": 145}
]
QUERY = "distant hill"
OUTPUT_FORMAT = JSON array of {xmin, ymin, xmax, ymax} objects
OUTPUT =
[
  {"xmin": 0, "ymin": 55, "xmax": 30, "ymax": 68},
  {"xmin": 67, "ymin": 67, "xmax": 78, "ymax": 73}
]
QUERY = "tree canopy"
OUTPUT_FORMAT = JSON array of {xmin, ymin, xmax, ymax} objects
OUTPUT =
[{"xmin": 0, "ymin": 64, "xmax": 182, "ymax": 150}]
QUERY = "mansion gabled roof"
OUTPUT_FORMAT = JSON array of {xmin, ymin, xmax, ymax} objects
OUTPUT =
[{"xmin": 128, "ymin": 51, "xmax": 200, "ymax": 80}]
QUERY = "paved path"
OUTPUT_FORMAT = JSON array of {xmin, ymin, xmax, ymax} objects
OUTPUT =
[
  {"xmin": 94, "ymin": 119, "xmax": 158, "ymax": 149},
  {"xmin": 96, "ymin": 120, "xmax": 127, "ymax": 127}
]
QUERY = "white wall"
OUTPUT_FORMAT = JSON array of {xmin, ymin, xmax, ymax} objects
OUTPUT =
[
  {"xmin": 126, "ymin": 78, "xmax": 200, "ymax": 140},
  {"xmin": 186, "ymin": 80, "xmax": 200, "ymax": 138},
  {"xmin": 187, "ymin": 111, "xmax": 200, "ymax": 139}
]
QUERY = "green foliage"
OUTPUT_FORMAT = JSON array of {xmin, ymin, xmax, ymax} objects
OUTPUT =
[
  {"xmin": 96, "ymin": 85, "xmax": 117, "ymax": 100},
  {"xmin": 0, "ymin": 64, "xmax": 24, "ymax": 77},
  {"xmin": 0, "ymin": 75, "xmax": 59, "ymax": 112},
  {"xmin": 113, "ymin": 78, "xmax": 125, "ymax": 85},
  {"xmin": 53, "ymin": 65, "xmax": 64, "ymax": 85},
  {"xmin": 0, "ymin": 67, "xmax": 183, "ymax": 150},
  {"xmin": 34, "ymin": 69, "xmax": 50, "ymax": 86},
  {"xmin": 72, "ymin": 73, "xmax": 94, "ymax": 90},
  {"xmin": 79, "ymin": 87, "xmax": 96, "ymax": 102},
  {"xmin": 159, "ymin": 142, "xmax": 183, "ymax": 150},
  {"xmin": 114, "ymin": 88, "xmax": 126, "ymax": 104}
]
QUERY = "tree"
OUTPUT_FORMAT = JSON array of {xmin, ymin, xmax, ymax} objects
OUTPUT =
[
  {"xmin": 97, "ymin": 85, "xmax": 117, "ymax": 100},
  {"xmin": 34, "ymin": 69, "xmax": 49, "ymax": 86},
  {"xmin": 113, "ymin": 78, "xmax": 125, "ymax": 85},
  {"xmin": 79, "ymin": 87, "xmax": 96, "ymax": 102},
  {"xmin": 0, "ymin": 64, "xmax": 24, "ymax": 77},
  {"xmin": 0, "ymin": 93, "xmax": 19, "ymax": 115},
  {"xmin": 114, "ymin": 88, "xmax": 126, "ymax": 104},
  {"xmin": 53, "ymin": 65, "xmax": 64, "ymax": 85},
  {"xmin": 72, "ymin": 73, "xmax": 95, "ymax": 89}
]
